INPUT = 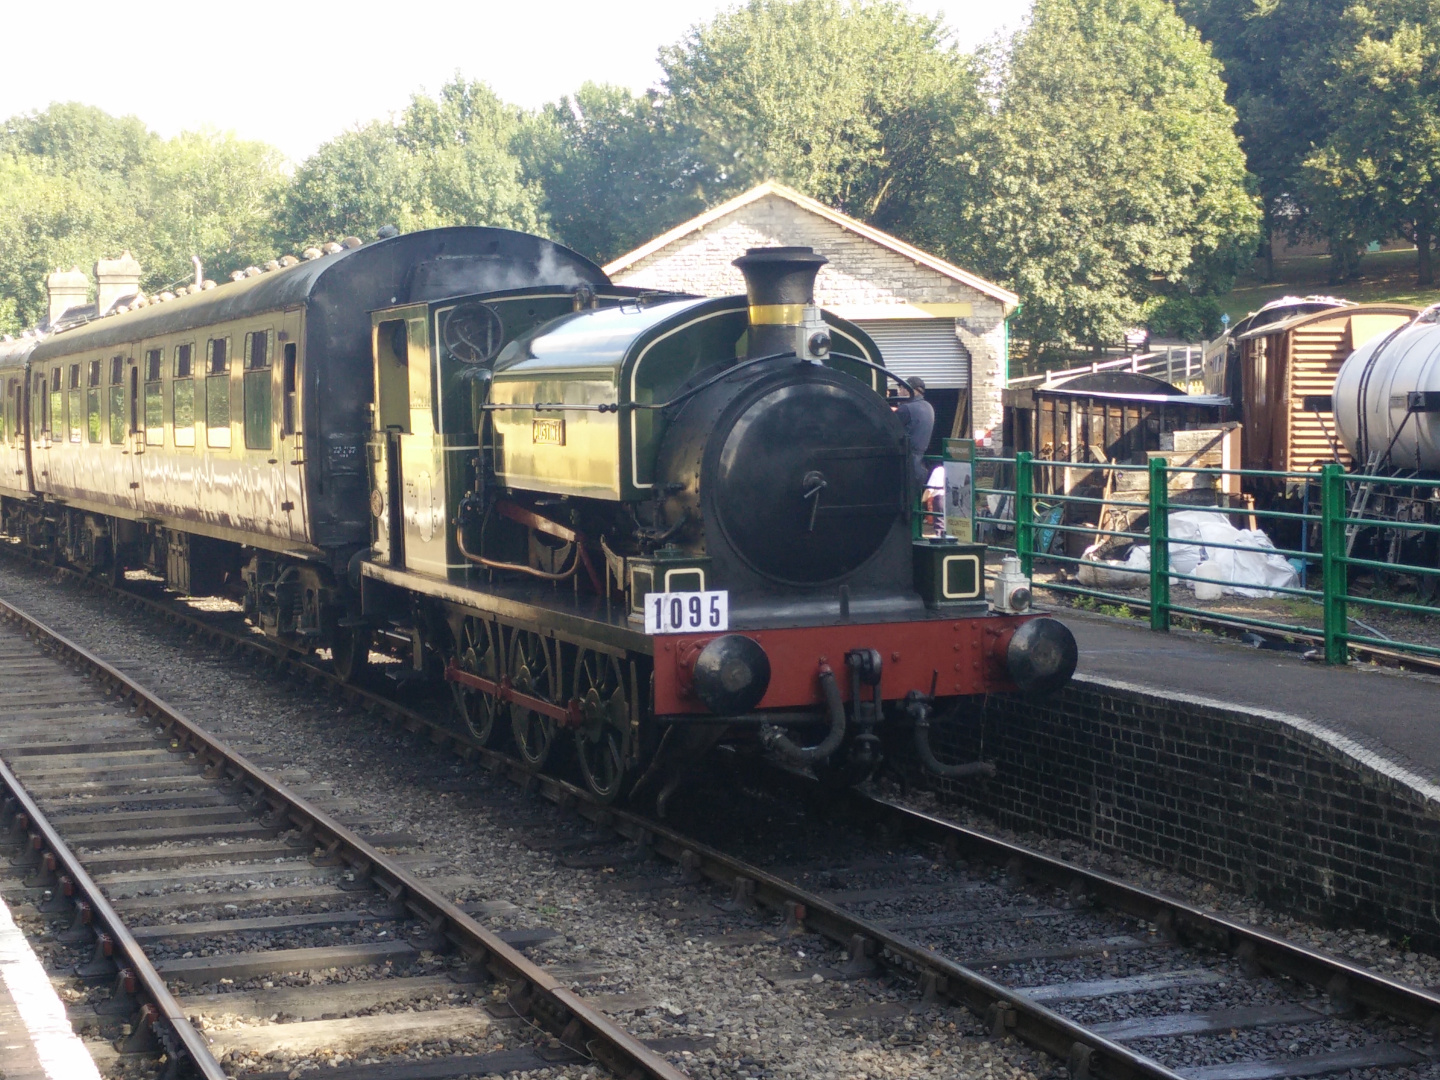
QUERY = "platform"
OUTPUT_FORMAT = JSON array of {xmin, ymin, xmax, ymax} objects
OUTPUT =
[
  {"xmin": 1059, "ymin": 605, "xmax": 1440, "ymax": 791},
  {"xmin": 0, "ymin": 893, "xmax": 101, "ymax": 1080}
]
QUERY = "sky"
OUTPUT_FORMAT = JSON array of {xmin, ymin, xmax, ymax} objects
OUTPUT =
[{"xmin": 0, "ymin": 0, "xmax": 1030, "ymax": 163}]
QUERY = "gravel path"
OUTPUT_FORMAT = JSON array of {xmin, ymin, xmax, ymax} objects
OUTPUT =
[{"xmin": 0, "ymin": 561, "xmax": 1047, "ymax": 1080}]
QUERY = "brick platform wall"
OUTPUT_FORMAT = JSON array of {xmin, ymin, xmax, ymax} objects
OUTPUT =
[{"xmin": 920, "ymin": 675, "xmax": 1440, "ymax": 949}]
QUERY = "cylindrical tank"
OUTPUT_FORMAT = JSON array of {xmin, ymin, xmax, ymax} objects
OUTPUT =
[{"xmin": 1334, "ymin": 313, "xmax": 1440, "ymax": 470}]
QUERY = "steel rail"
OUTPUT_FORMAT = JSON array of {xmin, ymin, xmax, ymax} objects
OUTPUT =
[
  {"xmin": 0, "ymin": 596, "xmax": 686, "ymax": 1080},
  {"xmin": 0, "ymin": 557, "xmax": 1180, "ymax": 1077},
  {"xmin": 0, "ymin": 616, "xmax": 227, "ymax": 1079},
  {"xmin": 840, "ymin": 788, "xmax": 1440, "ymax": 1032},
  {"xmin": 7, "ymin": 547, "xmax": 1440, "ymax": 1071}
]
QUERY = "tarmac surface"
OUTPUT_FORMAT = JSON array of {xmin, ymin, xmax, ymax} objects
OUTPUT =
[{"xmin": 1059, "ymin": 606, "xmax": 1440, "ymax": 789}]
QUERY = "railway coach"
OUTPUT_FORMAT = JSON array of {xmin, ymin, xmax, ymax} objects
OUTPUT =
[{"xmin": 0, "ymin": 228, "xmax": 610, "ymax": 657}]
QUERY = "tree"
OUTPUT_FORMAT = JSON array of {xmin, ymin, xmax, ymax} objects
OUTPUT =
[
  {"xmin": 1303, "ymin": 0, "xmax": 1440, "ymax": 285},
  {"xmin": 147, "ymin": 130, "xmax": 288, "ymax": 285},
  {"xmin": 0, "ymin": 156, "xmax": 127, "ymax": 333},
  {"xmin": 0, "ymin": 103, "xmax": 289, "ymax": 332},
  {"xmin": 975, "ymin": 0, "xmax": 1261, "ymax": 354},
  {"xmin": 281, "ymin": 77, "xmax": 543, "ymax": 247},
  {"xmin": 657, "ymin": 0, "xmax": 985, "ymax": 238},
  {"xmin": 518, "ymin": 83, "xmax": 704, "ymax": 264},
  {"xmin": 1177, "ymin": 0, "xmax": 1374, "ymax": 282}
]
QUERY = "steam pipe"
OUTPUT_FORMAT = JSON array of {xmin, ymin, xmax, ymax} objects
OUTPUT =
[
  {"xmin": 759, "ymin": 666, "xmax": 846, "ymax": 763},
  {"xmin": 455, "ymin": 506, "xmax": 581, "ymax": 582},
  {"xmin": 908, "ymin": 695, "xmax": 996, "ymax": 779}
]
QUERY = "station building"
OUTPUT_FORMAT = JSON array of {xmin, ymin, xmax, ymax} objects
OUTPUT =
[{"xmin": 604, "ymin": 181, "xmax": 1019, "ymax": 449}]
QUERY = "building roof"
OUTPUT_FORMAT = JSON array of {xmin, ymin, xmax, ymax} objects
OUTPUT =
[{"xmin": 603, "ymin": 181, "xmax": 1019, "ymax": 312}]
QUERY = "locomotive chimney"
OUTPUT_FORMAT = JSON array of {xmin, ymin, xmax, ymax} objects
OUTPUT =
[{"xmin": 732, "ymin": 246, "xmax": 831, "ymax": 362}]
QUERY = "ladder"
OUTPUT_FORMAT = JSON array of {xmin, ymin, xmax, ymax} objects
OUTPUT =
[{"xmin": 1344, "ymin": 452, "xmax": 1383, "ymax": 557}]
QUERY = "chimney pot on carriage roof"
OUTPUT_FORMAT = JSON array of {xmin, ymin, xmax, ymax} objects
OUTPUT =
[
  {"xmin": 46, "ymin": 266, "xmax": 89, "ymax": 325},
  {"xmin": 95, "ymin": 250, "xmax": 142, "ymax": 315}
]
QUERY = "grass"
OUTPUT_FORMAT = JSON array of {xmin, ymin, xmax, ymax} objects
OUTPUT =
[{"xmin": 1220, "ymin": 248, "xmax": 1440, "ymax": 326}]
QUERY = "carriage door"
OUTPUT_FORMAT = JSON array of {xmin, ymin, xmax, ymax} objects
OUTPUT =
[
  {"xmin": 372, "ymin": 316, "xmax": 411, "ymax": 567},
  {"xmin": 276, "ymin": 316, "xmax": 306, "ymax": 542}
]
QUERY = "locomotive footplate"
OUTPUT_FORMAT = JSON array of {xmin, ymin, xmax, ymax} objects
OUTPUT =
[{"xmin": 652, "ymin": 612, "xmax": 1072, "ymax": 717}]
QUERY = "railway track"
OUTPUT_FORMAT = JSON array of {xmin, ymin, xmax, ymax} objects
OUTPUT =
[
  {"xmin": 0, "ymin": 595, "xmax": 684, "ymax": 1080},
  {"xmin": 4, "ymin": 547, "xmax": 1440, "ymax": 1079}
]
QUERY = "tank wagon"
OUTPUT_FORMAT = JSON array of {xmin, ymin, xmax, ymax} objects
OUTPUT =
[{"xmin": 1, "ymin": 227, "xmax": 1077, "ymax": 805}]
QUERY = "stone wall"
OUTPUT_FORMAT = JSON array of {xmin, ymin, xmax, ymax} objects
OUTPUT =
[
  {"xmin": 920, "ymin": 674, "xmax": 1440, "ymax": 948},
  {"xmin": 611, "ymin": 193, "xmax": 1010, "ymax": 444}
]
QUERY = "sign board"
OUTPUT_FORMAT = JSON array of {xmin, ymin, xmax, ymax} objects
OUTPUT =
[
  {"xmin": 943, "ymin": 438, "xmax": 975, "ymax": 543},
  {"xmin": 644, "ymin": 590, "xmax": 729, "ymax": 635}
]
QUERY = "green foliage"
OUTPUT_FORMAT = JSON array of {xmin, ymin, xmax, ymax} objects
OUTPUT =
[
  {"xmin": 517, "ymin": 83, "xmax": 704, "ymax": 265},
  {"xmin": 146, "ymin": 130, "xmax": 288, "ymax": 284},
  {"xmin": 0, "ymin": 104, "xmax": 286, "ymax": 332},
  {"xmin": 657, "ymin": 0, "xmax": 985, "ymax": 234},
  {"xmin": 1144, "ymin": 293, "xmax": 1225, "ymax": 338},
  {"xmin": 281, "ymin": 77, "xmax": 543, "ymax": 246},
  {"xmin": 974, "ymin": 0, "xmax": 1261, "ymax": 354},
  {"xmin": 1302, "ymin": 0, "xmax": 1440, "ymax": 285}
]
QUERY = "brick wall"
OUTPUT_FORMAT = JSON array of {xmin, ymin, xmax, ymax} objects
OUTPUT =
[
  {"xmin": 611, "ymin": 194, "xmax": 1009, "ymax": 443},
  {"xmin": 920, "ymin": 674, "xmax": 1440, "ymax": 948}
]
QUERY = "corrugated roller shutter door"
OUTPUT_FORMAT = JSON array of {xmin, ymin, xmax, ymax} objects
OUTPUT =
[{"xmin": 851, "ymin": 319, "xmax": 970, "ymax": 389}]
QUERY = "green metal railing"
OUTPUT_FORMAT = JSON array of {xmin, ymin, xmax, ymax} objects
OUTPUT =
[{"xmin": 971, "ymin": 453, "xmax": 1440, "ymax": 665}]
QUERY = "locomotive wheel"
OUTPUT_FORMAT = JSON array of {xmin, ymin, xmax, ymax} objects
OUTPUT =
[
  {"xmin": 331, "ymin": 624, "xmax": 372, "ymax": 684},
  {"xmin": 452, "ymin": 617, "xmax": 501, "ymax": 745},
  {"xmin": 573, "ymin": 649, "xmax": 629, "ymax": 803},
  {"xmin": 509, "ymin": 630, "xmax": 558, "ymax": 770}
]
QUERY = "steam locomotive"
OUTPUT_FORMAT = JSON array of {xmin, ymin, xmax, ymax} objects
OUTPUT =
[{"xmin": 0, "ymin": 226, "xmax": 1076, "ymax": 805}]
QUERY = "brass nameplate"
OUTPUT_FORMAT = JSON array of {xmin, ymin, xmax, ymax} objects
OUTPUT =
[{"xmin": 532, "ymin": 417, "xmax": 565, "ymax": 445}]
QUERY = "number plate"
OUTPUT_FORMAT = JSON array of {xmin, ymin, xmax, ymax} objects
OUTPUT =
[
  {"xmin": 532, "ymin": 418, "xmax": 565, "ymax": 445},
  {"xmin": 644, "ymin": 590, "xmax": 729, "ymax": 635}
]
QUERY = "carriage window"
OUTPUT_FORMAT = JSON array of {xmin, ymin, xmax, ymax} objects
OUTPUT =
[
  {"xmin": 49, "ymin": 367, "xmax": 63, "ymax": 437},
  {"xmin": 86, "ymin": 361, "xmax": 102, "ymax": 443},
  {"xmin": 205, "ymin": 337, "xmax": 231, "ymax": 447},
  {"xmin": 68, "ymin": 364, "xmax": 82, "ymax": 443},
  {"xmin": 144, "ymin": 349, "xmax": 163, "ymax": 446},
  {"xmin": 108, "ymin": 356, "xmax": 126, "ymax": 444},
  {"xmin": 244, "ymin": 330, "xmax": 272, "ymax": 370},
  {"xmin": 35, "ymin": 374, "xmax": 47, "ymax": 434},
  {"xmin": 282, "ymin": 343, "xmax": 298, "ymax": 436},
  {"xmin": 243, "ymin": 330, "xmax": 274, "ymax": 450},
  {"xmin": 173, "ymin": 344, "xmax": 195, "ymax": 446}
]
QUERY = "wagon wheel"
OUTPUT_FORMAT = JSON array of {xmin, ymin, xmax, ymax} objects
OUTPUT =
[
  {"xmin": 331, "ymin": 623, "xmax": 371, "ymax": 684},
  {"xmin": 451, "ymin": 617, "xmax": 501, "ymax": 745},
  {"xmin": 573, "ymin": 649, "xmax": 630, "ymax": 803},
  {"xmin": 509, "ymin": 630, "xmax": 558, "ymax": 770}
]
